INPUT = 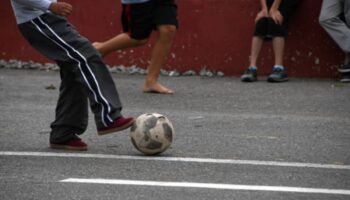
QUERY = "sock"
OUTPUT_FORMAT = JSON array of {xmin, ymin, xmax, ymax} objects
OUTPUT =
[
  {"xmin": 273, "ymin": 65, "xmax": 284, "ymax": 71},
  {"xmin": 248, "ymin": 66, "xmax": 257, "ymax": 71}
]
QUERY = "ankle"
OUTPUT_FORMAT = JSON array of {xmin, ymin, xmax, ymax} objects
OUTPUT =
[
  {"xmin": 248, "ymin": 66, "xmax": 258, "ymax": 71},
  {"xmin": 145, "ymin": 79, "xmax": 158, "ymax": 86},
  {"xmin": 273, "ymin": 65, "xmax": 284, "ymax": 71}
]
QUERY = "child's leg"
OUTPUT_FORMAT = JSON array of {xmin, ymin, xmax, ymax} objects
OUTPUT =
[
  {"xmin": 94, "ymin": 2, "xmax": 153, "ymax": 57},
  {"xmin": 268, "ymin": 36, "xmax": 288, "ymax": 83},
  {"xmin": 242, "ymin": 36, "xmax": 263, "ymax": 82},
  {"xmin": 143, "ymin": 24, "xmax": 176, "ymax": 94},
  {"xmin": 50, "ymin": 61, "xmax": 88, "ymax": 144},
  {"xmin": 249, "ymin": 36, "xmax": 265, "ymax": 67},
  {"xmin": 18, "ymin": 13, "xmax": 129, "ymax": 131},
  {"xmin": 249, "ymin": 17, "xmax": 270, "ymax": 68},
  {"xmin": 272, "ymin": 37, "xmax": 285, "ymax": 66},
  {"xmin": 94, "ymin": 33, "xmax": 148, "ymax": 57},
  {"xmin": 143, "ymin": 0, "xmax": 178, "ymax": 94}
]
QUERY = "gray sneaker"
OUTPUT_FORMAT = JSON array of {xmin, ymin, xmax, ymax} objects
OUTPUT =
[
  {"xmin": 241, "ymin": 68, "xmax": 257, "ymax": 82},
  {"xmin": 267, "ymin": 68, "xmax": 288, "ymax": 83}
]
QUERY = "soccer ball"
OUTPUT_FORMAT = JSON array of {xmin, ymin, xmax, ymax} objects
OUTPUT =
[{"xmin": 130, "ymin": 113, "xmax": 174, "ymax": 155}]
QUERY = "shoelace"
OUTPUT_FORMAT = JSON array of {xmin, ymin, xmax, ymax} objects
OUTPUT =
[
  {"xmin": 246, "ymin": 69, "xmax": 256, "ymax": 74},
  {"xmin": 273, "ymin": 68, "xmax": 283, "ymax": 72}
]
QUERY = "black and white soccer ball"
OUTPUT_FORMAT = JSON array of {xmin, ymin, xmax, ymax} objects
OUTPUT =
[{"xmin": 130, "ymin": 113, "xmax": 174, "ymax": 155}]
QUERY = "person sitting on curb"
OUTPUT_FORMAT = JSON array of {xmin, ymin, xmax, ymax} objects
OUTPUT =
[{"xmin": 241, "ymin": 0, "xmax": 301, "ymax": 83}]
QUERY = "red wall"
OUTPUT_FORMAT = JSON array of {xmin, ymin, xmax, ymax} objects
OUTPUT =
[{"xmin": 0, "ymin": 0, "xmax": 343, "ymax": 78}]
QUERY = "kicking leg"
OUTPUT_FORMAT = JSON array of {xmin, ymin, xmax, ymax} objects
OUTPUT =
[{"xmin": 93, "ymin": 33, "xmax": 148, "ymax": 57}]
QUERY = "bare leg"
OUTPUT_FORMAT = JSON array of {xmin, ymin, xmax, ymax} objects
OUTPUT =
[
  {"xmin": 143, "ymin": 25, "xmax": 176, "ymax": 94},
  {"xmin": 272, "ymin": 37, "xmax": 285, "ymax": 66},
  {"xmin": 93, "ymin": 33, "xmax": 148, "ymax": 57},
  {"xmin": 249, "ymin": 36, "xmax": 264, "ymax": 67}
]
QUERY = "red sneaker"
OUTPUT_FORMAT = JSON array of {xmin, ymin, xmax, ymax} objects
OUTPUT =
[
  {"xmin": 50, "ymin": 138, "xmax": 88, "ymax": 151},
  {"xmin": 97, "ymin": 116, "xmax": 135, "ymax": 135}
]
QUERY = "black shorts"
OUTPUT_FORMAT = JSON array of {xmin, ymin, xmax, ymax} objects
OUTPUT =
[
  {"xmin": 121, "ymin": 0, "xmax": 178, "ymax": 40},
  {"xmin": 254, "ymin": 0, "xmax": 300, "ymax": 38}
]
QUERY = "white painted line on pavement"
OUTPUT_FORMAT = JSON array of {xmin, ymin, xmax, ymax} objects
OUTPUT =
[
  {"xmin": 1, "ymin": 151, "xmax": 349, "ymax": 170},
  {"xmin": 60, "ymin": 178, "xmax": 350, "ymax": 196}
]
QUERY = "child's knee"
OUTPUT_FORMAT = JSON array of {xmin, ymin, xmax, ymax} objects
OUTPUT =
[{"xmin": 158, "ymin": 25, "xmax": 177, "ymax": 37}]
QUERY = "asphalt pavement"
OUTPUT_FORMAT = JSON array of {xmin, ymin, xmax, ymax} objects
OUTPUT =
[{"xmin": 0, "ymin": 68, "xmax": 349, "ymax": 200}]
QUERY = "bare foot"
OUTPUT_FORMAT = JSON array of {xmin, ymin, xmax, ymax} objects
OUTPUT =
[{"xmin": 143, "ymin": 82, "xmax": 175, "ymax": 94}]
